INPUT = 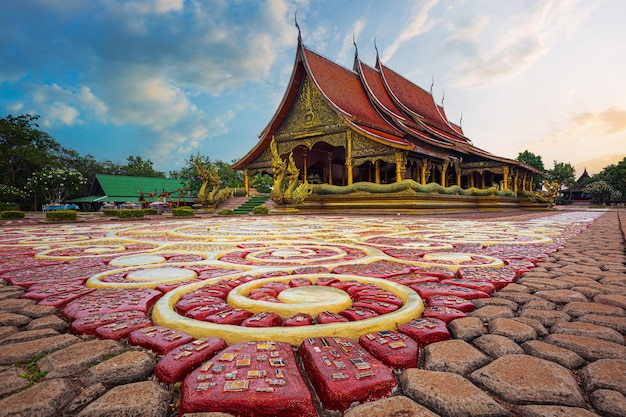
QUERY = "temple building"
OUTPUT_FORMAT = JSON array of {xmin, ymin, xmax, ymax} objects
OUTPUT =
[{"xmin": 232, "ymin": 34, "xmax": 543, "ymax": 212}]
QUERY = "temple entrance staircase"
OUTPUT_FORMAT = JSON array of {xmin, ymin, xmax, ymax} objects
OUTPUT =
[{"xmin": 232, "ymin": 194, "xmax": 271, "ymax": 214}]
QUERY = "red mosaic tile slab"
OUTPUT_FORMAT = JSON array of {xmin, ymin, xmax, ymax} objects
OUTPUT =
[
  {"xmin": 425, "ymin": 295, "xmax": 474, "ymax": 313},
  {"xmin": 155, "ymin": 278, "xmax": 209, "ymax": 294},
  {"xmin": 180, "ymin": 341, "xmax": 317, "ymax": 417},
  {"xmin": 315, "ymin": 276, "xmax": 340, "ymax": 286},
  {"xmin": 204, "ymin": 309, "xmax": 254, "ymax": 325},
  {"xmin": 128, "ymin": 325, "xmax": 195, "ymax": 355},
  {"xmin": 300, "ymin": 337, "xmax": 396, "ymax": 413},
  {"xmin": 284, "ymin": 313, "xmax": 313, "ymax": 327},
  {"xmin": 332, "ymin": 260, "xmax": 412, "ymax": 278},
  {"xmin": 0, "ymin": 257, "xmax": 65, "ymax": 276},
  {"xmin": 95, "ymin": 317, "xmax": 153, "ymax": 340},
  {"xmin": 289, "ymin": 278, "xmax": 313, "ymax": 287},
  {"xmin": 241, "ymin": 312, "xmax": 283, "ymax": 328},
  {"xmin": 352, "ymin": 289, "xmax": 403, "ymax": 306},
  {"xmin": 176, "ymin": 296, "xmax": 225, "ymax": 314},
  {"xmin": 410, "ymin": 282, "xmax": 489, "ymax": 300},
  {"xmin": 352, "ymin": 299, "xmax": 399, "ymax": 314},
  {"xmin": 21, "ymin": 279, "xmax": 88, "ymax": 301},
  {"xmin": 503, "ymin": 258, "xmax": 534, "ymax": 275},
  {"xmin": 38, "ymin": 287, "xmax": 97, "ymax": 307},
  {"xmin": 398, "ymin": 318, "xmax": 450, "ymax": 346},
  {"xmin": 155, "ymin": 337, "xmax": 227, "ymax": 384},
  {"xmin": 410, "ymin": 266, "xmax": 456, "ymax": 280},
  {"xmin": 456, "ymin": 267, "xmax": 518, "ymax": 290},
  {"xmin": 339, "ymin": 307, "xmax": 379, "ymax": 321},
  {"xmin": 440, "ymin": 278, "xmax": 495, "ymax": 294},
  {"xmin": 70, "ymin": 310, "xmax": 147, "ymax": 335},
  {"xmin": 422, "ymin": 306, "xmax": 467, "ymax": 323},
  {"xmin": 316, "ymin": 311, "xmax": 349, "ymax": 324},
  {"xmin": 185, "ymin": 304, "xmax": 233, "ymax": 321},
  {"xmin": 63, "ymin": 288, "xmax": 162, "ymax": 320},
  {"xmin": 292, "ymin": 266, "xmax": 330, "ymax": 274},
  {"xmin": 358, "ymin": 330, "xmax": 418, "ymax": 369},
  {"xmin": 384, "ymin": 273, "xmax": 440, "ymax": 285}
]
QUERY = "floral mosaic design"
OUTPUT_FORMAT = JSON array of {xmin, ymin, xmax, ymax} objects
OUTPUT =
[{"xmin": 0, "ymin": 212, "xmax": 603, "ymax": 415}]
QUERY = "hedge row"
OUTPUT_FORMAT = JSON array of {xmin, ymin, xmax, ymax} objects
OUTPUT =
[
  {"xmin": 46, "ymin": 210, "xmax": 77, "ymax": 221},
  {"xmin": 0, "ymin": 210, "xmax": 25, "ymax": 219}
]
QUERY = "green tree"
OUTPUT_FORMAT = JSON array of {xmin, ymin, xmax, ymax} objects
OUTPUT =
[
  {"xmin": 26, "ymin": 166, "xmax": 87, "ymax": 204},
  {"xmin": 584, "ymin": 180, "xmax": 615, "ymax": 205},
  {"xmin": 0, "ymin": 114, "xmax": 63, "ymax": 190},
  {"xmin": 516, "ymin": 150, "xmax": 545, "ymax": 190},
  {"xmin": 215, "ymin": 160, "xmax": 243, "ymax": 189},
  {"xmin": 596, "ymin": 157, "xmax": 626, "ymax": 203},
  {"xmin": 545, "ymin": 161, "xmax": 576, "ymax": 200},
  {"xmin": 123, "ymin": 156, "xmax": 165, "ymax": 178},
  {"xmin": 250, "ymin": 173, "xmax": 273, "ymax": 193},
  {"xmin": 169, "ymin": 154, "xmax": 209, "ymax": 197}
]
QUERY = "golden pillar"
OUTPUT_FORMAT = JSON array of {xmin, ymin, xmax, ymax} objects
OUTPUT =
[
  {"xmin": 327, "ymin": 153, "xmax": 333, "ymax": 185},
  {"xmin": 457, "ymin": 173, "xmax": 462, "ymax": 187},
  {"xmin": 480, "ymin": 171, "xmax": 485, "ymax": 189},
  {"xmin": 420, "ymin": 158, "xmax": 429, "ymax": 185},
  {"xmin": 375, "ymin": 160, "xmax": 381, "ymax": 184},
  {"xmin": 513, "ymin": 169, "xmax": 519, "ymax": 193},
  {"xmin": 502, "ymin": 166, "xmax": 510, "ymax": 191},
  {"xmin": 243, "ymin": 168, "xmax": 250, "ymax": 197},
  {"xmin": 302, "ymin": 149, "xmax": 308, "ymax": 183},
  {"xmin": 395, "ymin": 151, "xmax": 405, "ymax": 183},
  {"xmin": 346, "ymin": 131, "xmax": 353, "ymax": 185},
  {"xmin": 440, "ymin": 161, "xmax": 449, "ymax": 187}
]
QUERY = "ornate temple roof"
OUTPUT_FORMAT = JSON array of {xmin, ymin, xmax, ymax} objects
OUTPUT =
[{"xmin": 232, "ymin": 36, "xmax": 542, "ymax": 174}]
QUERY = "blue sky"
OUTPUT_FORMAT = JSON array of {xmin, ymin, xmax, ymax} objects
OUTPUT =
[{"xmin": 1, "ymin": 0, "xmax": 625, "ymax": 177}]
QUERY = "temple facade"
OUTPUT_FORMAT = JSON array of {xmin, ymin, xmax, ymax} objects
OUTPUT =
[{"xmin": 232, "ymin": 35, "xmax": 543, "ymax": 211}]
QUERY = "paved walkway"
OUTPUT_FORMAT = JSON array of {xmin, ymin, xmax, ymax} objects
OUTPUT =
[{"xmin": 0, "ymin": 209, "xmax": 624, "ymax": 417}]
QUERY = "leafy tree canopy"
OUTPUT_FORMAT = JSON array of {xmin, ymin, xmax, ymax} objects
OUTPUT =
[
  {"xmin": 517, "ymin": 150, "xmax": 545, "ymax": 190},
  {"xmin": 545, "ymin": 161, "xmax": 576, "ymax": 189},
  {"xmin": 123, "ymin": 155, "xmax": 165, "ymax": 178}
]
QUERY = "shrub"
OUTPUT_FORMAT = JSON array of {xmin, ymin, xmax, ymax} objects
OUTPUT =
[
  {"xmin": 116, "ymin": 209, "xmax": 145, "ymax": 219},
  {"xmin": 0, "ymin": 202, "xmax": 21, "ymax": 212},
  {"xmin": 46, "ymin": 210, "xmax": 77, "ymax": 222},
  {"xmin": 0, "ymin": 210, "xmax": 25, "ymax": 219},
  {"xmin": 172, "ymin": 207, "xmax": 195, "ymax": 217},
  {"xmin": 217, "ymin": 209, "xmax": 234, "ymax": 216},
  {"xmin": 143, "ymin": 208, "xmax": 158, "ymax": 215},
  {"xmin": 102, "ymin": 209, "xmax": 118, "ymax": 216},
  {"xmin": 252, "ymin": 205, "xmax": 269, "ymax": 215}
]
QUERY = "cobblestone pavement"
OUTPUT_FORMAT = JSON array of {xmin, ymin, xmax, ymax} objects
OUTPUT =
[{"xmin": 0, "ymin": 209, "xmax": 624, "ymax": 417}]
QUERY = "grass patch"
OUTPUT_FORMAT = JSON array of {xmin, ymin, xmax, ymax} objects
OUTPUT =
[{"xmin": 18, "ymin": 353, "xmax": 49, "ymax": 383}]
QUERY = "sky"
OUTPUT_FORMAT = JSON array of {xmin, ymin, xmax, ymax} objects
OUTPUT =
[{"xmin": 1, "ymin": 0, "xmax": 625, "ymax": 178}]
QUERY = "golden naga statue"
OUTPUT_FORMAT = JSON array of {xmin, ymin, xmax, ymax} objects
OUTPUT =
[
  {"xmin": 543, "ymin": 180, "xmax": 561, "ymax": 208},
  {"xmin": 269, "ymin": 138, "xmax": 311, "ymax": 205},
  {"xmin": 195, "ymin": 154, "xmax": 232, "ymax": 206}
]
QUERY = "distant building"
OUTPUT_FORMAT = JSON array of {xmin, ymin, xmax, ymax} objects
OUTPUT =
[{"xmin": 561, "ymin": 169, "xmax": 592, "ymax": 203}]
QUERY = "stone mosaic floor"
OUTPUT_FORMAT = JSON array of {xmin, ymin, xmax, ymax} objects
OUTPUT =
[{"xmin": 0, "ymin": 210, "xmax": 625, "ymax": 417}]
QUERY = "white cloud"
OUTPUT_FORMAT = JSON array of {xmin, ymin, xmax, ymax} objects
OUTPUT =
[
  {"xmin": 383, "ymin": 0, "xmax": 438, "ymax": 62},
  {"xmin": 338, "ymin": 19, "xmax": 366, "ymax": 63},
  {"xmin": 451, "ymin": 0, "xmax": 595, "ymax": 89},
  {"xmin": 43, "ymin": 102, "xmax": 81, "ymax": 127}
]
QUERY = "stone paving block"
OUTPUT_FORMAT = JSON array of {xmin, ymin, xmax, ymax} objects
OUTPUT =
[
  {"xmin": 519, "ymin": 309, "xmax": 571, "ymax": 327},
  {"xmin": 589, "ymin": 389, "xmax": 626, "ymax": 417},
  {"xmin": 593, "ymin": 294, "xmax": 626, "ymax": 309},
  {"xmin": 534, "ymin": 290, "xmax": 588, "ymax": 304},
  {"xmin": 0, "ymin": 325, "xmax": 18, "ymax": 340},
  {"xmin": 472, "ymin": 297, "xmax": 518, "ymax": 311},
  {"xmin": 400, "ymin": 368, "xmax": 508, "ymax": 417},
  {"xmin": 497, "ymin": 283, "xmax": 531, "ymax": 293},
  {"xmin": 517, "ymin": 277, "xmax": 574, "ymax": 290},
  {"xmin": 0, "ymin": 312, "xmax": 31, "ymax": 327},
  {"xmin": 473, "ymin": 334, "xmax": 524, "ymax": 358},
  {"xmin": 563, "ymin": 301, "xmax": 625, "ymax": 318},
  {"xmin": 579, "ymin": 359, "xmax": 626, "ymax": 396},
  {"xmin": 0, "ymin": 328, "xmax": 59, "ymax": 345},
  {"xmin": 61, "ymin": 383, "xmax": 107, "ymax": 417},
  {"xmin": 423, "ymin": 339, "xmax": 490, "ymax": 375},
  {"xmin": 0, "ymin": 333, "xmax": 79, "ymax": 365},
  {"xmin": 25, "ymin": 314, "xmax": 69, "ymax": 332},
  {"xmin": 470, "ymin": 354, "xmax": 586, "ymax": 407},
  {"xmin": 489, "ymin": 317, "xmax": 537, "ymax": 343},
  {"xmin": 0, "ymin": 378, "xmax": 76, "ymax": 417},
  {"xmin": 469, "ymin": 305, "xmax": 514, "ymax": 322},
  {"xmin": 510, "ymin": 404, "xmax": 601, "ymax": 417},
  {"xmin": 521, "ymin": 340, "xmax": 586, "ymax": 369},
  {"xmin": 38, "ymin": 338, "xmax": 126, "ymax": 379},
  {"xmin": 343, "ymin": 395, "xmax": 441, "ymax": 417},
  {"xmin": 578, "ymin": 314, "xmax": 626, "ymax": 334},
  {"xmin": 551, "ymin": 321, "xmax": 624, "ymax": 345},
  {"xmin": 0, "ymin": 366, "xmax": 30, "ymax": 396},
  {"xmin": 522, "ymin": 299, "xmax": 557, "ymax": 311},
  {"xmin": 447, "ymin": 316, "xmax": 485, "ymax": 341},
  {"xmin": 19, "ymin": 304, "xmax": 58, "ymax": 318},
  {"xmin": 492, "ymin": 292, "xmax": 544, "ymax": 304},
  {"xmin": 572, "ymin": 286, "xmax": 605, "ymax": 298},
  {"xmin": 545, "ymin": 334, "xmax": 626, "ymax": 361},
  {"xmin": 511, "ymin": 317, "xmax": 549, "ymax": 337},
  {"xmin": 77, "ymin": 380, "xmax": 171, "ymax": 417},
  {"xmin": 81, "ymin": 350, "xmax": 156, "ymax": 387},
  {"xmin": 0, "ymin": 289, "xmax": 24, "ymax": 301},
  {"xmin": 0, "ymin": 298, "xmax": 36, "ymax": 313}
]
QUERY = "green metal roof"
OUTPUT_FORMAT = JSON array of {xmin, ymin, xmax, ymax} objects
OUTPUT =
[
  {"xmin": 89, "ymin": 175, "xmax": 191, "ymax": 203},
  {"xmin": 66, "ymin": 195, "xmax": 106, "ymax": 203}
]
